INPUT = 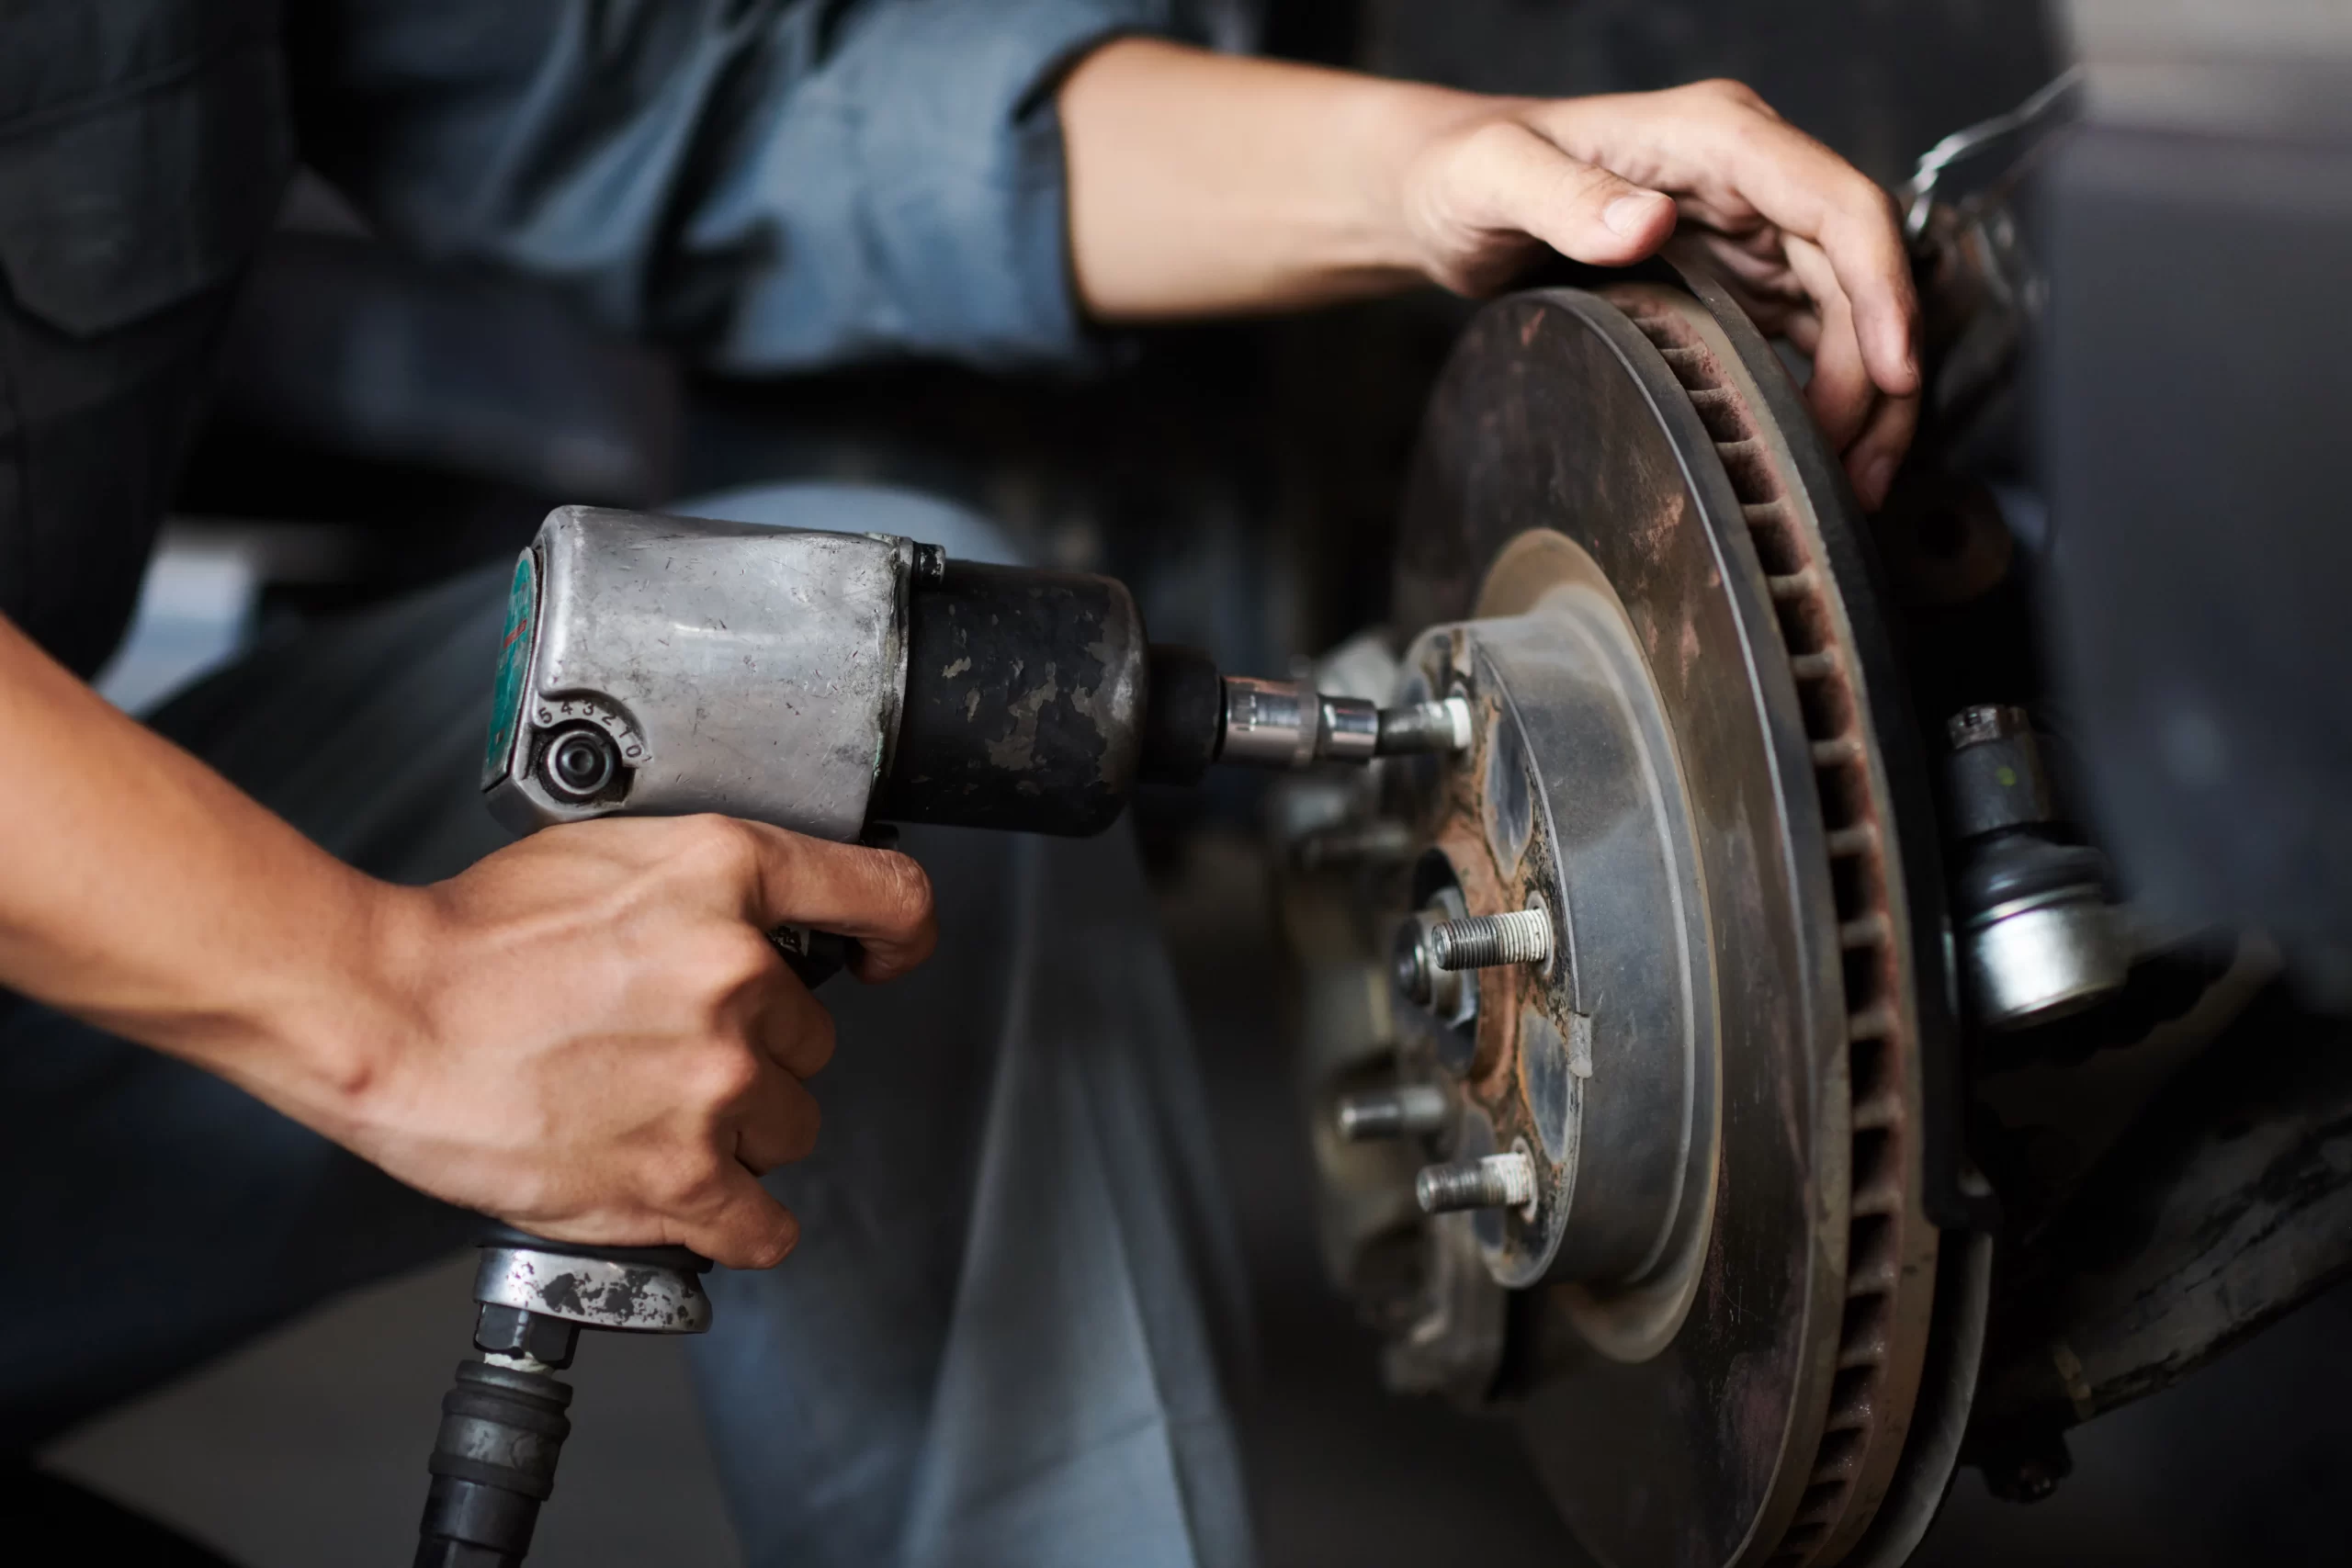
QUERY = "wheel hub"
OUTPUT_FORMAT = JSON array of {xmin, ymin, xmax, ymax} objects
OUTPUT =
[{"xmin": 1391, "ymin": 530, "xmax": 1718, "ymax": 1330}]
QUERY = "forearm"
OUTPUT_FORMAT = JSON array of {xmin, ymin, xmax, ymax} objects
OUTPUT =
[
  {"xmin": 0, "ymin": 615, "xmax": 398, "ymax": 1097},
  {"xmin": 1058, "ymin": 41, "xmax": 1917, "ymax": 505},
  {"xmin": 0, "ymin": 609, "xmax": 935, "ymax": 1266},
  {"xmin": 1060, "ymin": 39, "xmax": 1483, "ymax": 318}
]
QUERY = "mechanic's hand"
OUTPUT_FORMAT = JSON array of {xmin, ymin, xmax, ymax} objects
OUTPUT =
[
  {"xmin": 1396, "ymin": 79, "xmax": 1919, "ymax": 509},
  {"xmin": 341, "ymin": 816, "xmax": 934, "ymax": 1269}
]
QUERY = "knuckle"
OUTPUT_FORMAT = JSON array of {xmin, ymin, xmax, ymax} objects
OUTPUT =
[
  {"xmin": 676, "ymin": 815, "xmax": 763, "ymax": 883},
  {"xmin": 680, "ymin": 928, "xmax": 777, "ymax": 1000},
  {"xmin": 1831, "ymin": 173, "xmax": 1898, "ymax": 228},
  {"xmin": 692, "ymin": 1042, "xmax": 764, "ymax": 1108},
  {"xmin": 1694, "ymin": 76, "xmax": 1768, "ymax": 111},
  {"xmin": 718, "ymin": 927, "xmax": 786, "ymax": 987}
]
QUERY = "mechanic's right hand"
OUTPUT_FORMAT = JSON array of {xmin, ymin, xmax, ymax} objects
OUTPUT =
[{"xmin": 333, "ymin": 816, "xmax": 934, "ymax": 1269}]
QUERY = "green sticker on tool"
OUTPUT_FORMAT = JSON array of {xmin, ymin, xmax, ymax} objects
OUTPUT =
[{"xmin": 483, "ymin": 550, "xmax": 538, "ymax": 790}]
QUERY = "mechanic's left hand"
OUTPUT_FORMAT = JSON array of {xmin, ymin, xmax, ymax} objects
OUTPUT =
[{"xmin": 1395, "ymin": 79, "xmax": 1919, "ymax": 509}]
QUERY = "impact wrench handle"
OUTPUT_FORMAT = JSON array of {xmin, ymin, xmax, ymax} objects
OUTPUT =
[
  {"xmin": 414, "ymin": 1232, "xmax": 714, "ymax": 1568},
  {"xmin": 413, "ymin": 930, "xmax": 842, "ymax": 1566}
]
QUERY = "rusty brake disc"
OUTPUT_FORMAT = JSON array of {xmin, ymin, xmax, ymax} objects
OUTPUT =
[{"xmin": 1388, "ymin": 271, "xmax": 1953, "ymax": 1568}]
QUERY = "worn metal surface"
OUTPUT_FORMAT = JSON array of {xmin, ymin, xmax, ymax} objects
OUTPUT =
[
  {"xmin": 1219, "ymin": 676, "xmax": 1395, "ymax": 769},
  {"xmin": 474, "ymin": 1247, "xmax": 712, "ymax": 1335},
  {"xmin": 1942, "ymin": 705, "xmax": 2128, "ymax": 1029},
  {"xmin": 1221, "ymin": 676, "xmax": 1322, "ymax": 768},
  {"xmin": 1966, "ymin": 891, "xmax": 2131, "ymax": 1027},
  {"xmin": 484, "ymin": 505, "xmax": 915, "ymax": 842},
  {"xmin": 1392, "ymin": 547, "xmax": 1717, "ymax": 1303},
  {"xmin": 876, "ymin": 559, "xmax": 1147, "ymax": 835},
  {"xmin": 1606, "ymin": 280, "xmax": 1951, "ymax": 1568},
  {"xmin": 1392, "ymin": 276, "xmax": 1962, "ymax": 1568}
]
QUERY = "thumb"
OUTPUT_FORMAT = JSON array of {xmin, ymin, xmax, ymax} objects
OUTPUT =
[{"xmin": 1455, "ymin": 120, "xmax": 1678, "ymax": 268}]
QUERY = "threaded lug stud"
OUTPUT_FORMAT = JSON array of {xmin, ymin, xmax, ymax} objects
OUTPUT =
[
  {"xmin": 1415, "ymin": 1150, "xmax": 1538, "ymax": 1215},
  {"xmin": 1336, "ymin": 1085, "xmax": 1451, "ymax": 1142},
  {"xmin": 1427, "ymin": 907, "xmax": 1552, "ymax": 972}
]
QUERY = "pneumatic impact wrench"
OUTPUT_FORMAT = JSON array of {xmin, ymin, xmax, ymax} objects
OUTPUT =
[{"xmin": 414, "ymin": 506, "xmax": 1471, "ymax": 1566}]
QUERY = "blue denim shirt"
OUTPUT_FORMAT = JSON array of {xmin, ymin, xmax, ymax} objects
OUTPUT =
[{"xmin": 0, "ymin": 0, "xmax": 1184, "ymax": 673}]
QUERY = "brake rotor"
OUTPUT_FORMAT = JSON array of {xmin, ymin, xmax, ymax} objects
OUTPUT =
[{"xmin": 1388, "ymin": 274, "xmax": 1944, "ymax": 1568}]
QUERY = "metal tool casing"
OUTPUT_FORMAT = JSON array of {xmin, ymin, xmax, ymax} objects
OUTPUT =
[
  {"xmin": 484, "ymin": 506, "xmax": 916, "ymax": 841},
  {"xmin": 876, "ymin": 559, "xmax": 1151, "ymax": 835},
  {"xmin": 474, "ymin": 1245, "xmax": 712, "ymax": 1334}
]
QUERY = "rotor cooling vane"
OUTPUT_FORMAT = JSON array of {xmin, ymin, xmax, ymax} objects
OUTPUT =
[{"xmin": 1325, "ymin": 274, "xmax": 1981, "ymax": 1568}]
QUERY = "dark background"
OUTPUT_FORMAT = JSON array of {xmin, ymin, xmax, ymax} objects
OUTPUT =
[{"xmin": 43, "ymin": 3, "xmax": 2352, "ymax": 1564}]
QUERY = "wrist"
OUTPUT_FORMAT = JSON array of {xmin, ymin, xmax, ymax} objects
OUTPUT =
[
  {"xmin": 217, "ymin": 874, "xmax": 436, "ymax": 1136},
  {"xmin": 1342, "ymin": 75, "xmax": 1502, "ymax": 281}
]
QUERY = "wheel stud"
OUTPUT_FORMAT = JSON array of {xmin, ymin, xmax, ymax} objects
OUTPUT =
[
  {"xmin": 1336, "ymin": 1085, "xmax": 1449, "ymax": 1142},
  {"xmin": 1416, "ymin": 1149, "xmax": 1537, "ymax": 1215},
  {"xmin": 1427, "ymin": 907, "xmax": 1552, "ymax": 971}
]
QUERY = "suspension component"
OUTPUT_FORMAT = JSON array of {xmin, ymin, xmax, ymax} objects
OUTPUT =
[{"xmin": 1946, "ymin": 704, "xmax": 2129, "ymax": 1026}]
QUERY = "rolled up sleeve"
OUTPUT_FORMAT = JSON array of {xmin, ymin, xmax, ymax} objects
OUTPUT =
[{"xmin": 293, "ymin": 0, "xmax": 1193, "ymax": 373}]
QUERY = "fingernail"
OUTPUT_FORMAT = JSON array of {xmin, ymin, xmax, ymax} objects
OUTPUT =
[{"xmin": 1604, "ymin": 192, "xmax": 1668, "ymax": 238}]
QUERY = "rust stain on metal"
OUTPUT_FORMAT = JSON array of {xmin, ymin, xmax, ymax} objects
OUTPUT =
[{"xmin": 1607, "ymin": 286, "xmax": 1938, "ymax": 1568}]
